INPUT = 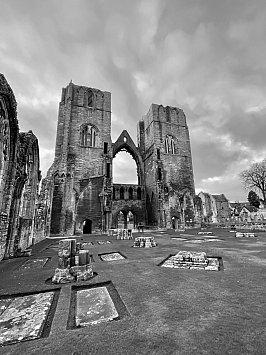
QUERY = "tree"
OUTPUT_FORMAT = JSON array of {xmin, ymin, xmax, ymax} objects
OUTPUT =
[
  {"xmin": 240, "ymin": 159, "xmax": 266, "ymax": 205},
  {"xmin": 247, "ymin": 190, "xmax": 260, "ymax": 208}
]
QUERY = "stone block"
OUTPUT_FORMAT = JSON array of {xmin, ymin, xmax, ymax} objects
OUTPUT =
[
  {"xmin": 79, "ymin": 250, "xmax": 90, "ymax": 265},
  {"xmin": 133, "ymin": 236, "xmax": 157, "ymax": 248},
  {"xmin": 58, "ymin": 239, "xmax": 76, "ymax": 258},
  {"xmin": 52, "ymin": 268, "xmax": 75, "ymax": 284}
]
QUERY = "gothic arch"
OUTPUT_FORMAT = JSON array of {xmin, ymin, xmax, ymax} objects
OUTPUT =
[{"xmin": 112, "ymin": 130, "xmax": 144, "ymax": 185}]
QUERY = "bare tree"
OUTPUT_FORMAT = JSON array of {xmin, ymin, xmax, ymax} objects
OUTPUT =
[{"xmin": 240, "ymin": 159, "xmax": 266, "ymax": 204}]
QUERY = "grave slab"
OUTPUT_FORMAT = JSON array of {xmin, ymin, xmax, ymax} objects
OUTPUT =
[
  {"xmin": 20, "ymin": 258, "xmax": 49, "ymax": 269},
  {"xmin": 76, "ymin": 287, "xmax": 118, "ymax": 327},
  {"xmin": 99, "ymin": 252, "xmax": 125, "ymax": 261},
  {"xmin": 171, "ymin": 237, "xmax": 187, "ymax": 241},
  {"xmin": 0, "ymin": 291, "xmax": 54, "ymax": 346},
  {"xmin": 204, "ymin": 238, "xmax": 222, "ymax": 242},
  {"xmin": 0, "ymin": 298, "xmax": 13, "ymax": 317},
  {"xmin": 97, "ymin": 240, "xmax": 112, "ymax": 245},
  {"xmin": 82, "ymin": 242, "xmax": 94, "ymax": 247}
]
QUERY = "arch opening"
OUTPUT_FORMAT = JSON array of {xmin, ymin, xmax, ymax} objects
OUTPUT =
[
  {"xmin": 83, "ymin": 219, "xmax": 92, "ymax": 234},
  {"xmin": 113, "ymin": 150, "xmax": 138, "ymax": 184}
]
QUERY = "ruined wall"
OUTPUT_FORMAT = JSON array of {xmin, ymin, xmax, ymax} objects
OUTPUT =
[
  {"xmin": 0, "ymin": 74, "xmax": 19, "ymax": 260},
  {"xmin": 75, "ymin": 177, "xmax": 104, "ymax": 233},
  {"xmin": 34, "ymin": 169, "xmax": 54, "ymax": 243},
  {"xmin": 112, "ymin": 183, "xmax": 146, "ymax": 227},
  {"xmin": 0, "ymin": 74, "xmax": 41, "ymax": 259},
  {"xmin": 6, "ymin": 131, "xmax": 41, "ymax": 257}
]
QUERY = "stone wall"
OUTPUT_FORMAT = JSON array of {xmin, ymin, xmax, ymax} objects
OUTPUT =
[{"xmin": 0, "ymin": 74, "xmax": 41, "ymax": 260}]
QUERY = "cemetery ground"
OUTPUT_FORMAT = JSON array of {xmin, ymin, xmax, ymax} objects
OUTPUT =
[{"xmin": 0, "ymin": 227, "xmax": 266, "ymax": 355}]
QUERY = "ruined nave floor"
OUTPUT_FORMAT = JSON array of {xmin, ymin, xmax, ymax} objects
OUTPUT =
[{"xmin": 0, "ymin": 228, "xmax": 265, "ymax": 354}]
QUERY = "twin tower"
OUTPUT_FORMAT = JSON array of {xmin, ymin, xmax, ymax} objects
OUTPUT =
[{"xmin": 44, "ymin": 82, "xmax": 196, "ymax": 235}]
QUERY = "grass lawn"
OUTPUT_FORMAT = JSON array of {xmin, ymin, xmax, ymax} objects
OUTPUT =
[{"xmin": 1, "ymin": 227, "xmax": 266, "ymax": 354}]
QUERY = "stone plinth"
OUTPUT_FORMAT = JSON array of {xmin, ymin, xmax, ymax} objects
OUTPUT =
[
  {"xmin": 161, "ymin": 251, "xmax": 221, "ymax": 271},
  {"xmin": 133, "ymin": 236, "xmax": 156, "ymax": 248}
]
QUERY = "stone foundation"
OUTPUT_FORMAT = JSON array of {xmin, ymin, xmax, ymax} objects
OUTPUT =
[
  {"xmin": 133, "ymin": 236, "xmax": 157, "ymax": 248},
  {"xmin": 161, "ymin": 251, "xmax": 220, "ymax": 271}
]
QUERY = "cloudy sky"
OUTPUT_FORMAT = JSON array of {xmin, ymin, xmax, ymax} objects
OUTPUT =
[{"xmin": 1, "ymin": 0, "xmax": 266, "ymax": 201}]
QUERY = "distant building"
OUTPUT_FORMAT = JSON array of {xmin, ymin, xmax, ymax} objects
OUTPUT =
[
  {"xmin": 239, "ymin": 205, "xmax": 259, "ymax": 223},
  {"xmin": 198, "ymin": 192, "xmax": 230, "ymax": 223}
]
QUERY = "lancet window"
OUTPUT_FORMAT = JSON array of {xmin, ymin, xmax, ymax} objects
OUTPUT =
[
  {"xmin": 81, "ymin": 125, "xmax": 97, "ymax": 147},
  {"xmin": 165, "ymin": 135, "xmax": 176, "ymax": 154}
]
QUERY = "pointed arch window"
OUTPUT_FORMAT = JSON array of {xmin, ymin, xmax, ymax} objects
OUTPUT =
[
  {"xmin": 165, "ymin": 135, "xmax": 175, "ymax": 154},
  {"xmin": 81, "ymin": 125, "xmax": 97, "ymax": 147},
  {"xmin": 137, "ymin": 187, "xmax": 142, "ymax": 200},
  {"xmin": 87, "ymin": 90, "xmax": 94, "ymax": 107},
  {"xmin": 120, "ymin": 186, "xmax": 124, "ymax": 200},
  {"xmin": 128, "ymin": 187, "xmax": 133, "ymax": 200}
]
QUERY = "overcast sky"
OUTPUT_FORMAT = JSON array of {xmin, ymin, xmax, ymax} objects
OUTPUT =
[{"xmin": 1, "ymin": 0, "xmax": 266, "ymax": 201}]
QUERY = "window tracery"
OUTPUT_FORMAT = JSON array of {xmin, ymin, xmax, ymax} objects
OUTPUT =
[
  {"xmin": 164, "ymin": 135, "xmax": 176, "ymax": 154},
  {"xmin": 81, "ymin": 125, "xmax": 97, "ymax": 147}
]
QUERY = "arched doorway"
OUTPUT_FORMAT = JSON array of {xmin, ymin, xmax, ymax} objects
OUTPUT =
[
  {"xmin": 171, "ymin": 216, "xmax": 179, "ymax": 230},
  {"xmin": 83, "ymin": 219, "xmax": 92, "ymax": 234},
  {"xmin": 117, "ymin": 211, "xmax": 126, "ymax": 228}
]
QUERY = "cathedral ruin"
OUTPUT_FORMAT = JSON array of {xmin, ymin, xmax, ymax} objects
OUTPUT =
[
  {"xmin": 36, "ymin": 81, "xmax": 196, "ymax": 237},
  {"xmin": 0, "ymin": 74, "xmax": 41, "ymax": 261}
]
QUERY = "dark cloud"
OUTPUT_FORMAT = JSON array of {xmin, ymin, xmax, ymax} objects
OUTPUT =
[{"xmin": 1, "ymin": 0, "xmax": 266, "ymax": 201}]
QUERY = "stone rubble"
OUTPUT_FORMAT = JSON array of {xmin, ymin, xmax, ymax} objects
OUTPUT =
[
  {"xmin": 235, "ymin": 232, "xmax": 257, "ymax": 238},
  {"xmin": 52, "ymin": 239, "xmax": 93, "ymax": 284},
  {"xmin": 116, "ymin": 229, "xmax": 133, "ymax": 240},
  {"xmin": 133, "ymin": 236, "xmax": 157, "ymax": 248},
  {"xmin": 162, "ymin": 251, "xmax": 220, "ymax": 271}
]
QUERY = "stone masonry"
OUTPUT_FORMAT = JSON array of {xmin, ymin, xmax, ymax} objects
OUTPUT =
[
  {"xmin": 38, "ymin": 81, "xmax": 196, "ymax": 236},
  {"xmin": 0, "ymin": 74, "xmax": 41, "ymax": 260}
]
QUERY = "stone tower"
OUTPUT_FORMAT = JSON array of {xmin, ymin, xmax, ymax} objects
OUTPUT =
[
  {"xmin": 50, "ymin": 82, "xmax": 112, "ymax": 235},
  {"xmin": 42, "ymin": 82, "xmax": 196, "ymax": 237},
  {"xmin": 137, "ymin": 104, "xmax": 195, "ymax": 228}
]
